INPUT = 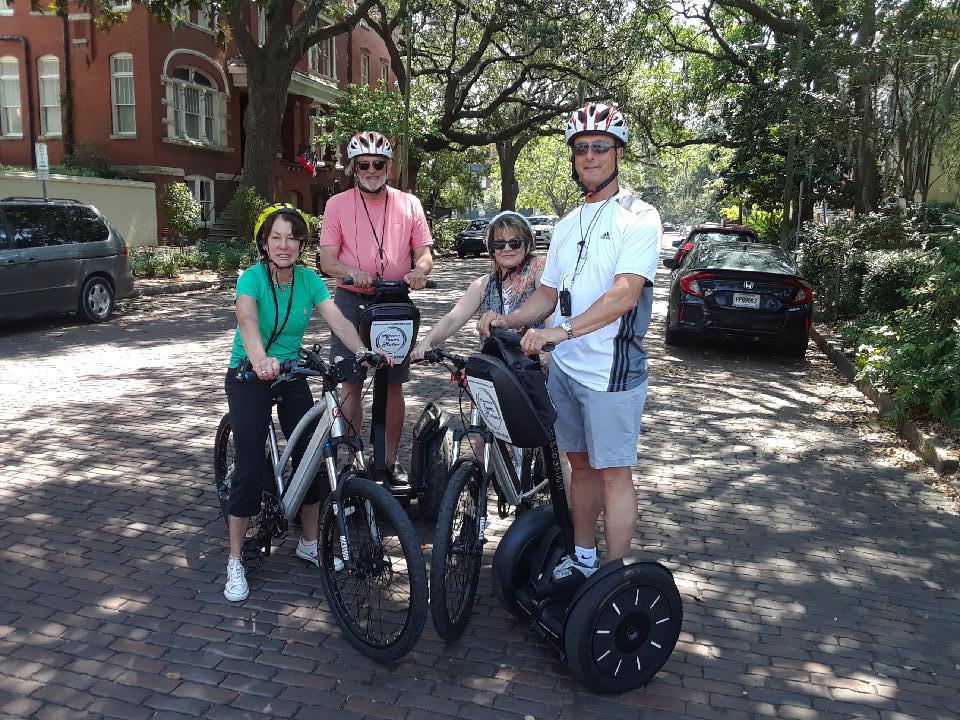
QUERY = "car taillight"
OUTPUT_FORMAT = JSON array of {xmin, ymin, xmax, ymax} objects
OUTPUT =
[
  {"xmin": 784, "ymin": 278, "xmax": 813, "ymax": 306},
  {"xmin": 679, "ymin": 272, "xmax": 714, "ymax": 298}
]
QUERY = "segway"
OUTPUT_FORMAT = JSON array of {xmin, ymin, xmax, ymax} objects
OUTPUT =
[
  {"xmin": 470, "ymin": 329, "xmax": 683, "ymax": 694},
  {"xmin": 352, "ymin": 277, "xmax": 449, "ymax": 516}
]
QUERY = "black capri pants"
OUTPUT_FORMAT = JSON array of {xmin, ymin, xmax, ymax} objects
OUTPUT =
[{"xmin": 223, "ymin": 369, "xmax": 325, "ymax": 517}]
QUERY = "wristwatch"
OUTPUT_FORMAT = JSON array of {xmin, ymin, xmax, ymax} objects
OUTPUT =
[
  {"xmin": 355, "ymin": 346, "xmax": 370, "ymax": 362},
  {"xmin": 559, "ymin": 320, "xmax": 574, "ymax": 342}
]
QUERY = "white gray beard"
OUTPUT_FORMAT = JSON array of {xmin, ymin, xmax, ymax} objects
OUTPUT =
[{"xmin": 358, "ymin": 176, "xmax": 387, "ymax": 193}]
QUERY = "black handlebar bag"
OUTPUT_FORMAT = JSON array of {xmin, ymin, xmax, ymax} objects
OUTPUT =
[
  {"xmin": 358, "ymin": 297, "xmax": 420, "ymax": 365},
  {"xmin": 464, "ymin": 335, "xmax": 557, "ymax": 449}
]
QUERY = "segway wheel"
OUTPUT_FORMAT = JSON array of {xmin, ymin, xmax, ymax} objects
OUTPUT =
[
  {"xmin": 419, "ymin": 433, "xmax": 451, "ymax": 521},
  {"xmin": 564, "ymin": 561, "xmax": 682, "ymax": 694},
  {"xmin": 491, "ymin": 505, "xmax": 557, "ymax": 618}
]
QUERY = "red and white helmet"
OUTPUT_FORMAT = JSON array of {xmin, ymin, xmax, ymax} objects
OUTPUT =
[
  {"xmin": 564, "ymin": 103, "xmax": 628, "ymax": 146},
  {"xmin": 346, "ymin": 131, "xmax": 394, "ymax": 159}
]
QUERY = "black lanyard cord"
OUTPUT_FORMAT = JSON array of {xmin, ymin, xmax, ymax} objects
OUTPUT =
[
  {"xmin": 569, "ymin": 197, "xmax": 613, "ymax": 289},
  {"xmin": 359, "ymin": 188, "xmax": 389, "ymax": 278},
  {"xmin": 263, "ymin": 262, "xmax": 295, "ymax": 354}
]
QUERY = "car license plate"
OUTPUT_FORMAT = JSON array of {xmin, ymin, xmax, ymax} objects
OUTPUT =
[{"xmin": 733, "ymin": 293, "xmax": 760, "ymax": 309}]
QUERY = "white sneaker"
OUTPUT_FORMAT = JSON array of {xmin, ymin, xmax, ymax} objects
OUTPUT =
[
  {"xmin": 552, "ymin": 554, "xmax": 599, "ymax": 585},
  {"xmin": 223, "ymin": 558, "xmax": 249, "ymax": 602},
  {"xmin": 296, "ymin": 537, "xmax": 344, "ymax": 572}
]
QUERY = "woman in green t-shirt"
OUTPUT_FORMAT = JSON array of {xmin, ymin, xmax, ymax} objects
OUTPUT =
[{"xmin": 223, "ymin": 203, "xmax": 390, "ymax": 603}]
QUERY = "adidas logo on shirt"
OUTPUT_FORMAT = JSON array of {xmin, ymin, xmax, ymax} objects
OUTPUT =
[{"xmin": 601, "ymin": 231, "xmax": 610, "ymax": 239}]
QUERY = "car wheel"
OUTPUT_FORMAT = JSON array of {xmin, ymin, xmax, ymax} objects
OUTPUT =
[
  {"xmin": 78, "ymin": 276, "xmax": 115, "ymax": 322},
  {"xmin": 457, "ymin": 250, "xmax": 467, "ymax": 258},
  {"xmin": 786, "ymin": 332, "xmax": 809, "ymax": 358},
  {"xmin": 664, "ymin": 319, "xmax": 685, "ymax": 346}
]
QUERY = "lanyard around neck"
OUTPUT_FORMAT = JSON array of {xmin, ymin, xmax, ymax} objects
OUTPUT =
[
  {"xmin": 570, "ymin": 196, "xmax": 613, "ymax": 287},
  {"xmin": 358, "ymin": 189, "xmax": 389, "ymax": 278}
]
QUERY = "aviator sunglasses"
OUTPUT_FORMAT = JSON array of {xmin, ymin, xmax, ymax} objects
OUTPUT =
[
  {"xmin": 492, "ymin": 237, "xmax": 524, "ymax": 251},
  {"xmin": 357, "ymin": 160, "xmax": 387, "ymax": 171},
  {"xmin": 572, "ymin": 140, "xmax": 616, "ymax": 156}
]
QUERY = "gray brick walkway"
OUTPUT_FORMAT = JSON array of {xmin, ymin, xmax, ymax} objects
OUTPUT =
[{"xmin": 0, "ymin": 256, "xmax": 958, "ymax": 719}]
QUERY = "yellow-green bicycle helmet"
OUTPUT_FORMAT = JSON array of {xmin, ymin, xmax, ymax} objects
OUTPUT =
[{"xmin": 253, "ymin": 203, "xmax": 311, "ymax": 249}]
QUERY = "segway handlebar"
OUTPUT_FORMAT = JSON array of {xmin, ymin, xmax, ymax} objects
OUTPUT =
[
  {"xmin": 342, "ymin": 276, "xmax": 437, "ymax": 290},
  {"xmin": 486, "ymin": 326, "xmax": 556, "ymax": 353}
]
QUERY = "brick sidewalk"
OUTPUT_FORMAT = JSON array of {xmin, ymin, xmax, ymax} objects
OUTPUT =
[{"xmin": 0, "ymin": 257, "xmax": 958, "ymax": 719}]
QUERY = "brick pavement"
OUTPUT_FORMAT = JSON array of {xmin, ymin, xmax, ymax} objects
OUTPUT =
[{"xmin": 0, "ymin": 256, "xmax": 958, "ymax": 719}]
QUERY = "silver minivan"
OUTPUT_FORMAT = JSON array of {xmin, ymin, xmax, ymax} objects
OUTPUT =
[{"xmin": 0, "ymin": 197, "xmax": 135, "ymax": 323}]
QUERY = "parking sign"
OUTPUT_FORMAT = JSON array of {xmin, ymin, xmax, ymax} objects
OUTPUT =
[{"xmin": 35, "ymin": 143, "xmax": 50, "ymax": 180}]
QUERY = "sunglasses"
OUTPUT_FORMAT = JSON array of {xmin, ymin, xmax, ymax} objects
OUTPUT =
[
  {"xmin": 357, "ymin": 160, "xmax": 387, "ymax": 171},
  {"xmin": 492, "ymin": 237, "xmax": 524, "ymax": 251},
  {"xmin": 572, "ymin": 140, "xmax": 616, "ymax": 156}
]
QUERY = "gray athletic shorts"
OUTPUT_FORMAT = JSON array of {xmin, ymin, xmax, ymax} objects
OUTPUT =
[
  {"xmin": 331, "ymin": 288, "xmax": 412, "ymax": 384},
  {"xmin": 547, "ymin": 366, "xmax": 648, "ymax": 469}
]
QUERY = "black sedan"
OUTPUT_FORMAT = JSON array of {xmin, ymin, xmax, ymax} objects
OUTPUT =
[
  {"xmin": 663, "ymin": 240, "xmax": 813, "ymax": 357},
  {"xmin": 454, "ymin": 218, "xmax": 490, "ymax": 258}
]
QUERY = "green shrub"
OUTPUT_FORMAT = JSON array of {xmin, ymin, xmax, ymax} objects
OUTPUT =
[
  {"xmin": 842, "ymin": 236, "xmax": 960, "ymax": 427},
  {"xmin": 159, "ymin": 182, "xmax": 202, "ymax": 244},
  {"xmin": 129, "ymin": 248, "xmax": 181, "ymax": 278},
  {"xmin": 860, "ymin": 249, "xmax": 937, "ymax": 314},
  {"xmin": 63, "ymin": 141, "xmax": 114, "ymax": 178},
  {"xmin": 431, "ymin": 218, "xmax": 469, "ymax": 255},
  {"xmin": 225, "ymin": 186, "xmax": 269, "ymax": 244},
  {"xmin": 196, "ymin": 239, "xmax": 256, "ymax": 272},
  {"xmin": 846, "ymin": 211, "xmax": 921, "ymax": 251},
  {"xmin": 796, "ymin": 224, "xmax": 868, "ymax": 319}
]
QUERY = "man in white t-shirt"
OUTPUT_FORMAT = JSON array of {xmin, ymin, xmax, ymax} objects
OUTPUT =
[{"xmin": 478, "ymin": 103, "xmax": 661, "ymax": 586}]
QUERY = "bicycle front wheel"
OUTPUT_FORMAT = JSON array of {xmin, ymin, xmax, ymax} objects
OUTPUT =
[
  {"xmin": 430, "ymin": 459, "xmax": 485, "ymax": 641},
  {"xmin": 319, "ymin": 472, "xmax": 427, "ymax": 663}
]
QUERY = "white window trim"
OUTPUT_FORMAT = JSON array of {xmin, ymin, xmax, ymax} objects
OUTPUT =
[
  {"xmin": 38, "ymin": 55, "xmax": 62, "ymax": 138},
  {"xmin": 360, "ymin": 53, "xmax": 370, "ymax": 86},
  {"xmin": 163, "ymin": 70, "xmax": 227, "ymax": 148},
  {"xmin": 185, "ymin": 174, "xmax": 215, "ymax": 224},
  {"xmin": 0, "ymin": 0, "xmax": 15, "ymax": 17},
  {"xmin": 320, "ymin": 35, "xmax": 335, "ymax": 79},
  {"xmin": 0, "ymin": 56, "xmax": 23, "ymax": 138},
  {"xmin": 110, "ymin": 52, "xmax": 136, "ymax": 137}
]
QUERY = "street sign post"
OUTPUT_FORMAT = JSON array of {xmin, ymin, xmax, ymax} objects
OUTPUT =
[{"xmin": 35, "ymin": 142, "xmax": 50, "ymax": 199}]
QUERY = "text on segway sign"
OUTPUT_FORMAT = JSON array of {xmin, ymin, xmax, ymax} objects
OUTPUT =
[
  {"xmin": 371, "ymin": 320, "xmax": 414, "ymax": 363},
  {"xmin": 466, "ymin": 377, "xmax": 512, "ymax": 444}
]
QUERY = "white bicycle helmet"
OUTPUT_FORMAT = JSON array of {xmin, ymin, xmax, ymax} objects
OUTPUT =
[
  {"xmin": 346, "ymin": 131, "xmax": 394, "ymax": 159},
  {"xmin": 564, "ymin": 103, "xmax": 628, "ymax": 146}
]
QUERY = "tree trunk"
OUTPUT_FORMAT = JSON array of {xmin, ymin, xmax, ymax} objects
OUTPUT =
[
  {"xmin": 851, "ymin": 0, "xmax": 880, "ymax": 215},
  {"xmin": 242, "ymin": 59, "xmax": 292, "ymax": 201},
  {"xmin": 497, "ymin": 138, "xmax": 528, "ymax": 211}
]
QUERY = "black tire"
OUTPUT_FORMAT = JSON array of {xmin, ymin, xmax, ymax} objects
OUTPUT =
[
  {"xmin": 419, "ymin": 434, "xmax": 450, "ymax": 521},
  {"xmin": 319, "ymin": 472, "xmax": 428, "ymax": 663},
  {"xmin": 78, "ymin": 276, "xmax": 114, "ymax": 322},
  {"xmin": 430, "ymin": 460, "xmax": 484, "ymax": 641},
  {"xmin": 664, "ymin": 319, "xmax": 685, "ymax": 347},
  {"xmin": 564, "ymin": 561, "xmax": 683, "ymax": 694},
  {"xmin": 457, "ymin": 250, "xmax": 467, "ymax": 258},
  {"xmin": 213, "ymin": 413, "xmax": 235, "ymax": 529},
  {"xmin": 517, "ymin": 447, "xmax": 549, "ymax": 515},
  {"xmin": 786, "ymin": 332, "xmax": 809, "ymax": 358},
  {"xmin": 491, "ymin": 505, "xmax": 557, "ymax": 618}
]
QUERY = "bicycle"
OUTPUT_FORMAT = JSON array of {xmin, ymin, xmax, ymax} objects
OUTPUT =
[
  {"xmin": 212, "ymin": 346, "xmax": 428, "ymax": 663},
  {"xmin": 420, "ymin": 345, "xmax": 550, "ymax": 641}
]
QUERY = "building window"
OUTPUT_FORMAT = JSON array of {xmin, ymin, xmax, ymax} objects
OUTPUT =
[
  {"xmin": 110, "ymin": 53, "xmax": 136, "ymax": 135},
  {"xmin": 379, "ymin": 61, "xmax": 388, "ymax": 88},
  {"xmin": 112, "ymin": 0, "xmax": 132, "ymax": 11},
  {"xmin": 195, "ymin": 3, "xmax": 213, "ymax": 30},
  {"xmin": 185, "ymin": 176, "xmax": 214, "ymax": 223},
  {"xmin": 166, "ymin": 67, "xmax": 226, "ymax": 147},
  {"xmin": 360, "ymin": 54, "xmax": 369, "ymax": 86},
  {"xmin": 307, "ymin": 22, "xmax": 320, "ymax": 73},
  {"xmin": 38, "ymin": 55, "xmax": 62, "ymax": 137},
  {"xmin": 0, "ymin": 56, "xmax": 22, "ymax": 138},
  {"xmin": 320, "ymin": 36, "xmax": 335, "ymax": 78},
  {"xmin": 257, "ymin": 6, "xmax": 266, "ymax": 46},
  {"xmin": 0, "ymin": 0, "xmax": 15, "ymax": 16}
]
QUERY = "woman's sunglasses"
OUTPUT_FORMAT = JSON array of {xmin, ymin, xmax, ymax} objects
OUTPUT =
[
  {"xmin": 492, "ymin": 237, "xmax": 524, "ymax": 251},
  {"xmin": 357, "ymin": 160, "xmax": 387, "ymax": 171},
  {"xmin": 572, "ymin": 140, "xmax": 616, "ymax": 156}
]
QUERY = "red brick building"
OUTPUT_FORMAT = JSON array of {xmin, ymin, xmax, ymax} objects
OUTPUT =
[{"xmin": 0, "ymin": 0, "xmax": 395, "ymax": 228}]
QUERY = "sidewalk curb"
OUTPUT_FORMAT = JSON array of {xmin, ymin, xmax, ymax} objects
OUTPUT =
[
  {"xmin": 131, "ymin": 277, "xmax": 236, "ymax": 298},
  {"xmin": 811, "ymin": 326, "xmax": 959, "ymax": 476}
]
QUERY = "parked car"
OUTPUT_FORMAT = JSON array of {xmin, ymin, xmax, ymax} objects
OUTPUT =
[
  {"xmin": 663, "ymin": 239, "xmax": 813, "ymax": 357},
  {"xmin": 454, "ymin": 218, "xmax": 491, "ymax": 258},
  {"xmin": 662, "ymin": 222, "xmax": 676, "ymax": 233},
  {"xmin": 0, "ymin": 197, "xmax": 135, "ymax": 323},
  {"xmin": 667, "ymin": 223, "xmax": 759, "ymax": 269},
  {"xmin": 527, "ymin": 215, "xmax": 558, "ymax": 246}
]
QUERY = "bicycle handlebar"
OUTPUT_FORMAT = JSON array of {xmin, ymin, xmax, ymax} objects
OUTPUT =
[
  {"xmin": 342, "ymin": 276, "xmax": 437, "ymax": 290},
  {"xmin": 236, "ymin": 347, "xmax": 388, "ymax": 383},
  {"xmin": 420, "ymin": 348, "xmax": 467, "ymax": 368}
]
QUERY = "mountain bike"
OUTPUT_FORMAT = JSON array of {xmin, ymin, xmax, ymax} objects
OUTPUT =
[
  {"xmin": 213, "ymin": 346, "xmax": 428, "ymax": 663},
  {"xmin": 419, "ymin": 346, "xmax": 549, "ymax": 641}
]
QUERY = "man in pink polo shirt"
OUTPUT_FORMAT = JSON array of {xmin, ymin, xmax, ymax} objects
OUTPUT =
[{"xmin": 318, "ymin": 130, "xmax": 434, "ymax": 486}]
